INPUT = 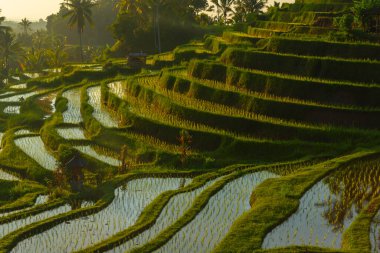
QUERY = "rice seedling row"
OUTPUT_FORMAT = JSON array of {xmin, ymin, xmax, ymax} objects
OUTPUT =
[
  {"xmin": 0, "ymin": 204, "xmax": 71, "ymax": 240},
  {"xmin": 3, "ymin": 106, "xmax": 20, "ymax": 114},
  {"xmin": 108, "ymin": 177, "xmax": 220, "ymax": 253},
  {"xmin": 56, "ymin": 127, "xmax": 87, "ymax": 140},
  {"xmin": 14, "ymin": 129, "xmax": 32, "ymax": 135},
  {"xmin": 263, "ymin": 159, "xmax": 380, "ymax": 249},
  {"xmin": 371, "ymin": 209, "xmax": 380, "ymax": 253},
  {"xmin": 14, "ymin": 136, "xmax": 58, "ymax": 171},
  {"xmin": 87, "ymin": 86, "xmax": 119, "ymax": 128},
  {"xmin": 0, "ymin": 91, "xmax": 38, "ymax": 103},
  {"xmin": 62, "ymin": 88, "xmax": 82, "ymax": 124},
  {"xmin": 10, "ymin": 84, "xmax": 27, "ymax": 90},
  {"xmin": 11, "ymin": 177, "xmax": 188, "ymax": 253},
  {"xmin": 0, "ymin": 195, "xmax": 48, "ymax": 218},
  {"xmin": 0, "ymin": 169, "xmax": 19, "ymax": 181},
  {"xmin": 155, "ymin": 171, "xmax": 276, "ymax": 253},
  {"xmin": 74, "ymin": 145, "xmax": 121, "ymax": 167}
]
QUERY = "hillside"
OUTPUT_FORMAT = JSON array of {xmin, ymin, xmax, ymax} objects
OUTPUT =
[{"xmin": 0, "ymin": 0, "xmax": 379, "ymax": 252}]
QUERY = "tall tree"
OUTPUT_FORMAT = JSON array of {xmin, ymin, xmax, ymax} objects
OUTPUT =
[
  {"xmin": 234, "ymin": 0, "xmax": 267, "ymax": 22},
  {"xmin": 210, "ymin": 0, "xmax": 236, "ymax": 24},
  {"xmin": 0, "ymin": 30, "xmax": 23, "ymax": 79},
  {"xmin": 61, "ymin": 0, "xmax": 96, "ymax": 62},
  {"xmin": 19, "ymin": 18, "xmax": 32, "ymax": 35},
  {"xmin": 352, "ymin": 0, "xmax": 380, "ymax": 32}
]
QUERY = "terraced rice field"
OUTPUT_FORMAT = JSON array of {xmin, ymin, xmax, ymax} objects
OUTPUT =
[
  {"xmin": 110, "ymin": 177, "xmax": 221, "ymax": 253},
  {"xmin": 87, "ymin": 86, "xmax": 119, "ymax": 128},
  {"xmin": 74, "ymin": 146, "xmax": 120, "ymax": 166},
  {"xmin": 0, "ymin": 91, "xmax": 38, "ymax": 102},
  {"xmin": 0, "ymin": 204, "xmax": 71, "ymax": 239},
  {"xmin": 0, "ymin": 195, "xmax": 48, "ymax": 218},
  {"xmin": 10, "ymin": 84, "xmax": 27, "ymax": 90},
  {"xmin": 11, "ymin": 177, "xmax": 188, "ymax": 252},
  {"xmin": 371, "ymin": 211, "xmax": 380, "ymax": 253},
  {"xmin": 263, "ymin": 161, "xmax": 380, "ymax": 249},
  {"xmin": 0, "ymin": 169, "xmax": 19, "ymax": 181},
  {"xmin": 62, "ymin": 88, "xmax": 82, "ymax": 124},
  {"xmin": 3, "ymin": 106, "xmax": 20, "ymax": 114},
  {"xmin": 1, "ymin": 2, "xmax": 380, "ymax": 252},
  {"xmin": 14, "ymin": 136, "xmax": 58, "ymax": 171},
  {"xmin": 156, "ymin": 171, "xmax": 276, "ymax": 253},
  {"xmin": 56, "ymin": 127, "xmax": 86, "ymax": 140}
]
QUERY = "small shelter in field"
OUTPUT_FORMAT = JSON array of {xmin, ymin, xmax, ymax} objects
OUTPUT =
[
  {"xmin": 65, "ymin": 155, "xmax": 87, "ymax": 192},
  {"xmin": 127, "ymin": 52, "xmax": 147, "ymax": 69}
]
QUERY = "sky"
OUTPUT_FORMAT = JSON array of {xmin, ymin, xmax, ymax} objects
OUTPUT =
[
  {"xmin": 0, "ymin": 0, "xmax": 294, "ymax": 22},
  {"xmin": 0, "ymin": 0, "xmax": 62, "ymax": 21}
]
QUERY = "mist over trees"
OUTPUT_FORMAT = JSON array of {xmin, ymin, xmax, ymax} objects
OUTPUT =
[{"xmin": 46, "ymin": 0, "xmax": 118, "ymax": 46}]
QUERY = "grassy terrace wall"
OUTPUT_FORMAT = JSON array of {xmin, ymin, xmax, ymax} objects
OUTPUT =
[
  {"xmin": 204, "ymin": 36, "xmax": 229, "ymax": 54},
  {"xmin": 223, "ymin": 32, "xmax": 262, "ymax": 45},
  {"xmin": 221, "ymin": 48, "xmax": 380, "ymax": 83},
  {"xmin": 27, "ymin": 65, "xmax": 135, "ymax": 89},
  {"xmin": 247, "ymin": 27, "xmax": 282, "ymax": 38},
  {"xmin": 189, "ymin": 62, "xmax": 380, "ymax": 128},
  {"xmin": 189, "ymin": 59, "xmax": 380, "ymax": 107},
  {"xmin": 102, "ymin": 81, "xmax": 338, "ymax": 163},
  {"xmin": 249, "ymin": 21, "xmax": 299, "ymax": 32},
  {"xmin": 267, "ymin": 37, "xmax": 380, "ymax": 60},
  {"xmin": 140, "ymin": 75, "xmax": 371, "ymax": 143}
]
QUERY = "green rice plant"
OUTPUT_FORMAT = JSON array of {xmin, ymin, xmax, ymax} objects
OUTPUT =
[
  {"xmin": 127, "ymin": 75, "xmax": 380, "ymax": 142},
  {"xmin": 247, "ymin": 27, "xmax": 283, "ymax": 38},
  {"xmin": 188, "ymin": 60, "xmax": 380, "ymax": 109},
  {"xmin": 249, "ymin": 21, "xmax": 302, "ymax": 32},
  {"xmin": 204, "ymin": 36, "xmax": 229, "ymax": 54},
  {"xmin": 266, "ymin": 37, "xmax": 380, "ymax": 60},
  {"xmin": 221, "ymin": 48, "xmax": 380, "ymax": 84},
  {"xmin": 370, "ymin": 209, "xmax": 380, "ymax": 252},
  {"xmin": 222, "ymin": 32, "xmax": 262, "ymax": 45},
  {"xmin": 0, "ymin": 195, "xmax": 48, "ymax": 218}
]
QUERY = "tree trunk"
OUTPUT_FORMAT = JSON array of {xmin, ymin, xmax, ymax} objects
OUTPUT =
[
  {"xmin": 157, "ymin": 5, "xmax": 161, "ymax": 54},
  {"xmin": 79, "ymin": 31, "xmax": 84, "ymax": 62}
]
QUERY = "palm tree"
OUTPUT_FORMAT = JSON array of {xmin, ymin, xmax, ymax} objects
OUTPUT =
[
  {"xmin": 0, "ymin": 30, "xmax": 23, "ymax": 78},
  {"xmin": 19, "ymin": 18, "xmax": 32, "ymax": 35},
  {"xmin": 240, "ymin": 0, "xmax": 267, "ymax": 14},
  {"xmin": 210, "ymin": 0, "xmax": 236, "ymax": 24},
  {"xmin": 61, "ymin": 0, "xmax": 96, "ymax": 62},
  {"xmin": 352, "ymin": 0, "xmax": 380, "ymax": 32},
  {"xmin": 117, "ymin": 0, "xmax": 144, "ymax": 14}
]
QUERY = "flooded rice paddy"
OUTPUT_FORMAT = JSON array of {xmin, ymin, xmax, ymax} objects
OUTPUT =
[
  {"xmin": 15, "ymin": 136, "xmax": 58, "ymax": 171},
  {"xmin": 56, "ymin": 127, "xmax": 86, "ymax": 140},
  {"xmin": 263, "ymin": 160, "xmax": 380, "ymax": 249},
  {"xmin": 12, "ymin": 177, "xmax": 189, "ymax": 252},
  {"xmin": 62, "ymin": 89, "xmax": 82, "ymax": 124},
  {"xmin": 156, "ymin": 171, "xmax": 276, "ymax": 253},
  {"xmin": 87, "ymin": 86, "xmax": 119, "ymax": 128}
]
